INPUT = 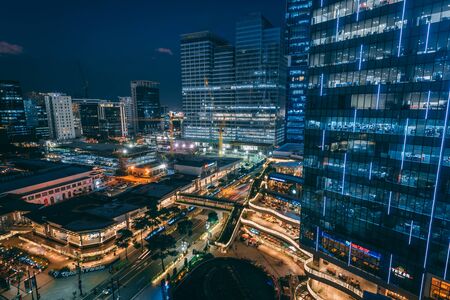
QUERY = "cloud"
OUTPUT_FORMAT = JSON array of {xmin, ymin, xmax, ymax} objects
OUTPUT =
[
  {"xmin": 0, "ymin": 41, "xmax": 23, "ymax": 55},
  {"xmin": 155, "ymin": 47, "xmax": 173, "ymax": 56}
]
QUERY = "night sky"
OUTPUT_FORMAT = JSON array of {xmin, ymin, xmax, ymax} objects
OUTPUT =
[{"xmin": 0, "ymin": 0, "xmax": 284, "ymax": 109}]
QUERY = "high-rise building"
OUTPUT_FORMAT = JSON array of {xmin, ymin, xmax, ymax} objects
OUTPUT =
[
  {"xmin": 24, "ymin": 92, "xmax": 50, "ymax": 140},
  {"xmin": 131, "ymin": 80, "xmax": 161, "ymax": 134},
  {"xmin": 181, "ymin": 14, "xmax": 286, "ymax": 147},
  {"xmin": 72, "ymin": 99, "xmax": 102, "ymax": 138},
  {"xmin": 0, "ymin": 80, "xmax": 30, "ymax": 141},
  {"xmin": 99, "ymin": 101, "xmax": 128, "ymax": 138},
  {"xmin": 235, "ymin": 13, "xmax": 286, "ymax": 145},
  {"xmin": 285, "ymin": 0, "xmax": 311, "ymax": 145},
  {"xmin": 119, "ymin": 96, "xmax": 135, "ymax": 136},
  {"xmin": 45, "ymin": 93, "xmax": 76, "ymax": 141},
  {"xmin": 181, "ymin": 31, "xmax": 235, "ymax": 143},
  {"xmin": 301, "ymin": 1, "xmax": 450, "ymax": 299}
]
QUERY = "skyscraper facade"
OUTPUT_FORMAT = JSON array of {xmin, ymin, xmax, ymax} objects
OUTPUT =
[
  {"xmin": 45, "ymin": 93, "xmax": 76, "ymax": 141},
  {"xmin": 301, "ymin": 0, "xmax": 450, "ymax": 298},
  {"xmin": 119, "ymin": 96, "xmax": 135, "ymax": 136},
  {"xmin": 99, "ymin": 101, "xmax": 128, "ymax": 138},
  {"xmin": 131, "ymin": 80, "xmax": 161, "ymax": 134},
  {"xmin": 181, "ymin": 14, "xmax": 286, "ymax": 147},
  {"xmin": 0, "ymin": 80, "xmax": 30, "ymax": 141},
  {"xmin": 235, "ymin": 13, "xmax": 286, "ymax": 145},
  {"xmin": 24, "ymin": 92, "xmax": 50, "ymax": 140},
  {"xmin": 72, "ymin": 99, "xmax": 102, "ymax": 138},
  {"xmin": 285, "ymin": 0, "xmax": 311, "ymax": 145},
  {"xmin": 181, "ymin": 31, "xmax": 235, "ymax": 143}
]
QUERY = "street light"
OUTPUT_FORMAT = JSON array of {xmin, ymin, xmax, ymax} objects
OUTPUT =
[{"xmin": 181, "ymin": 240, "xmax": 188, "ymax": 254}]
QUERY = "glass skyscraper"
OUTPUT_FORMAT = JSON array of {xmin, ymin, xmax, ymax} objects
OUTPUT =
[
  {"xmin": 72, "ymin": 99, "xmax": 102, "ymax": 138},
  {"xmin": 24, "ymin": 92, "xmax": 50, "ymax": 140},
  {"xmin": 285, "ymin": 0, "xmax": 312, "ymax": 145},
  {"xmin": 181, "ymin": 14, "xmax": 286, "ymax": 147},
  {"xmin": 301, "ymin": 0, "xmax": 450, "ymax": 298},
  {"xmin": 235, "ymin": 13, "xmax": 286, "ymax": 145},
  {"xmin": 181, "ymin": 31, "xmax": 235, "ymax": 143},
  {"xmin": 0, "ymin": 80, "xmax": 30, "ymax": 141},
  {"xmin": 131, "ymin": 80, "xmax": 161, "ymax": 134}
]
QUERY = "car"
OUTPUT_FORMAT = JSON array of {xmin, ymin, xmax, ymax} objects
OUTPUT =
[{"xmin": 102, "ymin": 288, "xmax": 112, "ymax": 295}]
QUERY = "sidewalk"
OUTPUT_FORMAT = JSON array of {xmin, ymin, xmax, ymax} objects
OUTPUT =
[{"xmin": 212, "ymin": 240, "xmax": 304, "ymax": 278}]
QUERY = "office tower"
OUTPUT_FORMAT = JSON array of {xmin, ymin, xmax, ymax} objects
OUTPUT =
[
  {"xmin": 131, "ymin": 80, "xmax": 161, "ymax": 134},
  {"xmin": 71, "ymin": 102, "xmax": 83, "ymax": 138},
  {"xmin": 99, "ymin": 101, "xmax": 128, "ymax": 138},
  {"xmin": 235, "ymin": 13, "xmax": 286, "ymax": 145},
  {"xmin": 119, "ymin": 96, "xmax": 135, "ymax": 136},
  {"xmin": 24, "ymin": 92, "xmax": 50, "ymax": 140},
  {"xmin": 72, "ymin": 99, "xmax": 102, "ymax": 138},
  {"xmin": 45, "ymin": 93, "xmax": 76, "ymax": 141},
  {"xmin": 0, "ymin": 80, "xmax": 30, "ymax": 141},
  {"xmin": 301, "ymin": 1, "xmax": 450, "ymax": 299},
  {"xmin": 285, "ymin": 0, "xmax": 311, "ymax": 145},
  {"xmin": 181, "ymin": 31, "xmax": 235, "ymax": 143},
  {"xmin": 181, "ymin": 14, "xmax": 286, "ymax": 147}
]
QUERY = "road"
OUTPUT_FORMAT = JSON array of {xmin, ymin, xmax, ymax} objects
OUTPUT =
[{"xmin": 83, "ymin": 215, "xmax": 208, "ymax": 300}]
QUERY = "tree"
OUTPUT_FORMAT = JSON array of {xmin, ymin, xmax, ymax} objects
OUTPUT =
[
  {"xmin": 147, "ymin": 234, "xmax": 177, "ymax": 272},
  {"xmin": 177, "ymin": 218, "xmax": 193, "ymax": 236},
  {"xmin": 146, "ymin": 200, "xmax": 160, "ymax": 219},
  {"xmin": 115, "ymin": 228, "xmax": 133, "ymax": 260},
  {"xmin": 207, "ymin": 211, "xmax": 218, "ymax": 224},
  {"xmin": 133, "ymin": 217, "xmax": 158, "ymax": 251}
]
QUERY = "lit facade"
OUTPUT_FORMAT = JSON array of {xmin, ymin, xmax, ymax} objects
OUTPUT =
[
  {"xmin": 99, "ymin": 101, "xmax": 128, "ymax": 138},
  {"xmin": 131, "ymin": 80, "xmax": 161, "ymax": 134},
  {"xmin": 235, "ymin": 13, "xmax": 286, "ymax": 145},
  {"xmin": 285, "ymin": 0, "xmax": 312, "ymax": 144},
  {"xmin": 181, "ymin": 14, "xmax": 286, "ymax": 147},
  {"xmin": 0, "ymin": 80, "xmax": 30, "ymax": 141},
  {"xmin": 24, "ymin": 92, "xmax": 51, "ymax": 140},
  {"xmin": 181, "ymin": 31, "xmax": 234, "ymax": 142},
  {"xmin": 301, "ymin": 0, "xmax": 450, "ymax": 298},
  {"xmin": 72, "ymin": 98, "xmax": 102, "ymax": 138},
  {"xmin": 45, "ymin": 93, "xmax": 76, "ymax": 141}
]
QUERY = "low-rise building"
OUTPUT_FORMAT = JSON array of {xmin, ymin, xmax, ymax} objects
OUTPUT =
[
  {"xmin": 46, "ymin": 141, "xmax": 157, "ymax": 175},
  {"xmin": 272, "ymin": 143, "xmax": 303, "ymax": 160},
  {"xmin": 0, "ymin": 160, "xmax": 99, "ymax": 206},
  {"xmin": 24, "ymin": 193, "xmax": 146, "ymax": 259},
  {"xmin": 174, "ymin": 159, "xmax": 217, "ymax": 177}
]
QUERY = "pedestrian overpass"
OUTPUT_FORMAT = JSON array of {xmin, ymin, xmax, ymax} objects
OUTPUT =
[{"xmin": 176, "ymin": 193, "xmax": 238, "ymax": 212}]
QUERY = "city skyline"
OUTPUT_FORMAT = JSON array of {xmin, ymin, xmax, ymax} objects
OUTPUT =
[
  {"xmin": 0, "ymin": 0, "xmax": 284, "ymax": 109},
  {"xmin": 0, "ymin": 1, "xmax": 449, "ymax": 299}
]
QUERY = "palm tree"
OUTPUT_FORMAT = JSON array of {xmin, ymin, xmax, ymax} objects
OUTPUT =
[
  {"xmin": 146, "ymin": 234, "xmax": 177, "ymax": 272},
  {"xmin": 207, "ymin": 211, "xmax": 218, "ymax": 224},
  {"xmin": 177, "ymin": 218, "xmax": 193, "ymax": 236},
  {"xmin": 115, "ymin": 228, "xmax": 133, "ymax": 260},
  {"xmin": 133, "ymin": 216, "xmax": 158, "ymax": 251}
]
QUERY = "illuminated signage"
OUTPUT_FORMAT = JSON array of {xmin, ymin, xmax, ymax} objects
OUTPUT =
[
  {"xmin": 269, "ymin": 176, "xmax": 286, "ymax": 183},
  {"xmin": 391, "ymin": 266, "xmax": 413, "ymax": 280}
]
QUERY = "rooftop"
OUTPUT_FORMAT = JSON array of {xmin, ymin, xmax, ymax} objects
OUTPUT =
[
  {"xmin": 0, "ymin": 160, "xmax": 93, "ymax": 194},
  {"xmin": 131, "ymin": 174, "xmax": 196, "ymax": 200},
  {"xmin": 25, "ymin": 193, "xmax": 141, "ymax": 232},
  {"xmin": 0, "ymin": 194, "xmax": 41, "ymax": 216}
]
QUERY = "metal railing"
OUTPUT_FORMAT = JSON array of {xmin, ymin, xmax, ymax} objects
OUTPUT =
[{"xmin": 303, "ymin": 258, "xmax": 364, "ymax": 298}]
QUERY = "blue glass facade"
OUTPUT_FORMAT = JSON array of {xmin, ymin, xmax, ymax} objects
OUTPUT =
[
  {"xmin": 285, "ymin": 0, "xmax": 312, "ymax": 145},
  {"xmin": 131, "ymin": 81, "xmax": 161, "ymax": 134},
  {"xmin": 301, "ymin": 0, "xmax": 450, "ymax": 298},
  {"xmin": 0, "ymin": 80, "xmax": 30, "ymax": 141}
]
